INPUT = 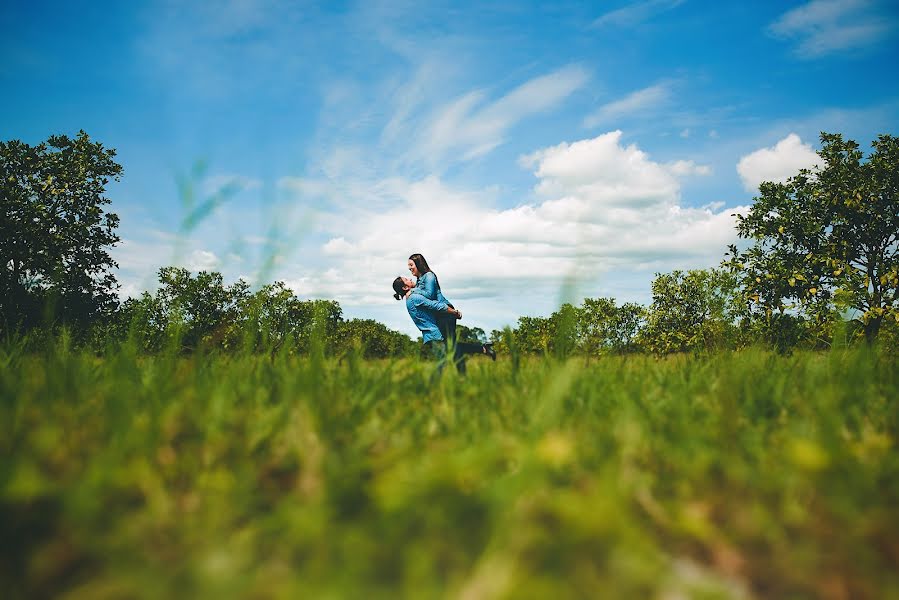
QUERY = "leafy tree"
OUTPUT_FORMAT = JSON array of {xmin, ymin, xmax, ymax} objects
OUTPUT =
[
  {"xmin": 337, "ymin": 318, "xmax": 415, "ymax": 359},
  {"xmin": 578, "ymin": 297, "xmax": 646, "ymax": 355},
  {"xmin": 457, "ymin": 325, "xmax": 487, "ymax": 345},
  {"xmin": 0, "ymin": 131, "xmax": 122, "ymax": 332},
  {"xmin": 551, "ymin": 303, "xmax": 579, "ymax": 359},
  {"xmin": 240, "ymin": 281, "xmax": 311, "ymax": 354},
  {"xmin": 117, "ymin": 270, "xmax": 358, "ymax": 356},
  {"xmin": 640, "ymin": 268, "xmax": 738, "ymax": 355},
  {"xmin": 726, "ymin": 132, "xmax": 899, "ymax": 344},
  {"xmin": 513, "ymin": 315, "xmax": 554, "ymax": 354},
  {"xmin": 116, "ymin": 291, "xmax": 171, "ymax": 352},
  {"xmin": 497, "ymin": 300, "xmax": 646, "ymax": 357},
  {"xmin": 127, "ymin": 267, "xmax": 250, "ymax": 351},
  {"xmin": 299, "ymin": 299, "xmax": 343, "ymax": 357}
]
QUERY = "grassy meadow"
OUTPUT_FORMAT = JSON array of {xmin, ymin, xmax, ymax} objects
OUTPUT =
[{"xmin": 2, "ymin": 343, "xmax": 898, "ymax": 599}]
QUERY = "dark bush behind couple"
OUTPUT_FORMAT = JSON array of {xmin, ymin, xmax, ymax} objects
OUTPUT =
[{"xmin": 392, "ymin": 253, "xmax": 495, "ymax": 375}]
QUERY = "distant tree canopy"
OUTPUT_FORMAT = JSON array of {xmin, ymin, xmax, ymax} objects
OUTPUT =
[
  {"xmin": 639, "ymin": 268, "xmax": 738, "ymax": 355},
  {"xmin": 115, "ymin": 268, "xmax": 416, "ymax": 358},
  {"xmin": 726, "ymin": 132, "xmax": 899, "ymax": 344},
  {"xmin": 3, "ymin": 130, "xmax": 897, "ymax": 355},
  {"xmin": 493, "ymin": 297, "xmax": 646, "ymax": 357},
  {"xmin": 1, "ymin": 131, "xmax": 122, "ymax": 333}
]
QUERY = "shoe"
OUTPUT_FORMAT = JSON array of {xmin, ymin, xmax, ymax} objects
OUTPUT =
[{"xmin": 483, "ymin": 343, "xmax": 496, "ymax": 361}]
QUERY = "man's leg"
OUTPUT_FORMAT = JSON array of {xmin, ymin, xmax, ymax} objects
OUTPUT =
[
  {"xmin": 439, "ymin": 316, "xmax": 469, "ymax": 375},
  {"xmin": 423, "ymin": 339, "xmax": 449, "ymax": 380}
]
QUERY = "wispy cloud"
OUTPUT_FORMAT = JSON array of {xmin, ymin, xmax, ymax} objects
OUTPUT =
[
  {"xmin": 584, "ymin": 82, "xmax": 671, "ymax": 128},
  {"xmin": 768, "ymin": 0, "xmax": 897, "ymax": 58},
  {"xmin": 592, "ymin": 0, "xmax": 686, "ymax": 28},
  {"xmin": 420, "ymin": 64, "xmax": 590, "ymax": 162}
]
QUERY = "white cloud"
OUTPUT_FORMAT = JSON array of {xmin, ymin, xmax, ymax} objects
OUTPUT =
[
  {"xmin": 665, "ymin": 160, "xmax": 712, "ymax": 177},
  {"xmin": 584, "ymin": 82, "xmax": 670, "ymax": 128},
  {"xmin": 295, "ymin": 131, "xmax": 744, "ymax": 329},
  {"xmin": 736, "ymin": 133, "xmax": 820, "ymax": 191},
  {"xmin": 113, "ymin": 234, "xmax": 226, "ymax": 298},
  {"xmin": 185, "ymin": 249, "xmax": 220, "ymax": 271},
  {"xmin": 114, "ymin": 130, "xmax": 744, "ymax": 333},
  {"xmin": 593, "ymin": 0, "xmax": 686, "ymax": 28},
  {"xmin": 768, "ymin": 0, "xmax": 896, "ymax": 58},
  {"xmin": 420, "ymin": 64, "xmax": 590, "ymax": 162}
]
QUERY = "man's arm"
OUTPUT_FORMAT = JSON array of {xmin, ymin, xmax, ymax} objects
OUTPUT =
[{"xmin": 407, "ymin": 293, "xmax": 460, "ymax": 317}]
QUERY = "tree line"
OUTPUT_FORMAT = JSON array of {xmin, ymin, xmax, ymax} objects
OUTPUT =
[{"xmin": 2, "ymin": 131, "xmax": 897, "ymax": 357}]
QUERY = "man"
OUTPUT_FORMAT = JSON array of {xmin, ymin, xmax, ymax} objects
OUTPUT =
[{"xmin": 392, "ymin": 276, "xmax": 493, "ymax": 375}]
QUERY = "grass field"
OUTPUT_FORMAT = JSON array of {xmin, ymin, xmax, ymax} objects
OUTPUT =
[{"xmin": 2, "ymin": 343, "xmax": 898, "ymax": 599}]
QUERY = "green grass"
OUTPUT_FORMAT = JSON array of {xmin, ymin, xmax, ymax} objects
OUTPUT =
[{"xmin": 2, "ymin": 345, "xmax": 898, "ymax": 599}]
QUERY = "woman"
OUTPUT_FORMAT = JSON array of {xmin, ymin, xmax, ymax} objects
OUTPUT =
[
  {"xmin": 394, "ymin": 253, "xmax": 495, "ymax": 373},
  {"xmin": 405, "ymin": 253, "xmax": 449, "ymax": 309}
]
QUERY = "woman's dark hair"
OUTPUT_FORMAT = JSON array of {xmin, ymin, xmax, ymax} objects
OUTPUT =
[
  {"xmin": 392, "ymin": 277, "xmax": 406, "ymax": 301},
  {"xmin": 409, "ymin": 253, "xmax": 440, "ymax": 289},
  {"xmin": 408, "ymin": 253, "xmax": 432, "ymax": 275}
]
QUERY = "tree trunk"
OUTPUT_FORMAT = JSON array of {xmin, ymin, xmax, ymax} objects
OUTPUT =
[{"xmin": 864, "ymin": 315, "xmax": 882, "ymax": 345}]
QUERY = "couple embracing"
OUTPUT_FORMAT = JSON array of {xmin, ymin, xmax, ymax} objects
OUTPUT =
[{"xmin": 392, "ymin": 253, "xmax": 495, "ymax": 374}]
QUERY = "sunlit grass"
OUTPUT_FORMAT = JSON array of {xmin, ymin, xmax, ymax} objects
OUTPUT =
[{"xmin": 2, "ymin": 345, "xmax": 897, "ymax": 598}]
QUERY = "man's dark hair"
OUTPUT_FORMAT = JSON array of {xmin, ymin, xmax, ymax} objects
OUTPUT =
[{"xmin": 392, "ymin": 277, "xmax": 406, "ymax": 300}]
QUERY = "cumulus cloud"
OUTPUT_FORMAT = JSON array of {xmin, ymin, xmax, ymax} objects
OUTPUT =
[
  {"xmin": 768, "ymin": 0, "xmax": 896, "ymax": 58},
  {"xmin": 736, "ymin": 133, "xmax": 819, "ymax": 191},
  {"xmin": 113, "ymin": 233, "xmax": 226, "ymax": 298},
  {"xmin": 300, "ymin": 131, "xmax": 744, "ymax": 321},
  {"xmin": 185, "ymin": 249, "xmax": 220, "ymax": 271},
  {"xmin": 665, "ymin": 160, "xmax": 712, "ymax": 177}
]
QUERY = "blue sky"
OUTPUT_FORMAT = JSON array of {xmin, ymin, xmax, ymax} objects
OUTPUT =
[{"xmin": 3, "ymin": 0, "xmax": 898, "ymax": 336}]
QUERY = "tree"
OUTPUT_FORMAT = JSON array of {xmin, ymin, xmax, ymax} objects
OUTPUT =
[
  {"xmin": 337, "ymin": 319, "xmax": 415, "ymax": 359},
  {"xmin": 639, "ymin": 268, "xmax": 738, "ymax": 355},
  {"xmin": 506, "ymin": 304, "xmax": 587, "ymax": 358},
  {"xmin": 0, "ymin": 131, "xmax": 122, "ymax": 332},
  {"xmin": 578, "ymin": 297, "xmax": 646, "ymax": 355},
  {"xmin": 512, "ymin": 315, "xmax": 554, "ymax": 354},
  {"xmin": 140, "ymin": 267, "xmax": 250, "ymax": 351},
  {"xmin": 726, "ymin": 133, "xmax": 899, "ymax": 343},
  {"xmin": 457, "ymin": 324, "xmax": 487, "ymax": 345}
]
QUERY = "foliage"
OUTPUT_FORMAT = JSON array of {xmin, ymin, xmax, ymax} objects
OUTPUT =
[
  {"xmin": 118, "ymin": 267, "xmax": 250, "ymax": 352},
  {"xmin": 639, "ymin": 268, "xmax": 738, "ymax": 355},
  {"xmin": 456, "ymin": 324, "xmax": 487, "ymax": 345},
  {"xmin": 505, "ymin": 300, "xmax": 646, "ymax": 357},
  {"xmin": 111, "ymin": 268, "xmax": 412, "ymax": 358},
  {"xmin": 578, "ymin": 297, "xmax": 646, "ymax": 355},
  {"xmin": 2, "ymin": 346, "xmax": 897, "ymax": 598},
  {"xmin": 0, "ymin": 131, "xmax": 122, "ymax": 334},
  {"xmin": 726, "ymin": 132, "xmax": 899, "ymax": 344},
  {"xmin": 336, "ymin": 318, "xmax": 417, "ymax": 359}
]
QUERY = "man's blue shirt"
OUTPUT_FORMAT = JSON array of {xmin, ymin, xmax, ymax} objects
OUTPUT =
[{"xmin": 405, "ymin": 293, "xmax": 448, "ymax": 343}]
